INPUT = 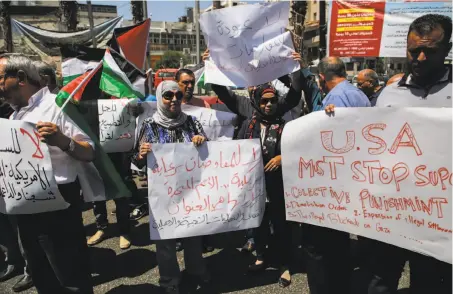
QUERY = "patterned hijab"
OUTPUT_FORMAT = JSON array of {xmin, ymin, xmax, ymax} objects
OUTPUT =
[{"xmin": 152, "ymin": 81, "xmax": 188, "ymax": 129}]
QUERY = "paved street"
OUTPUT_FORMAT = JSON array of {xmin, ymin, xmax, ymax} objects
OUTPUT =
[{"xmin": 1, "ymin": 181, "xmax": 410, "ymax": 294}]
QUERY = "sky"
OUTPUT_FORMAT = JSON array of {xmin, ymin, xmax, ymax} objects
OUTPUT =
[{"xmin": 89, "ymin": 1, "xmax": 261, "ymax": 22}]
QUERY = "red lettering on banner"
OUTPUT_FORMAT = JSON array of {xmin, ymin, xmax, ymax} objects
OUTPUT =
[
  {"xmin": 389, "ymin": 123, "xmax": 422, "ymax": 156},
  {"xmin": 359, "ymin": 189, "xmax": 448, "ymax": 218},
  {"xmin": 362, "ymin": 123, "xmax": 387, "ymax": 155},
  {"xmin": 321, "ymin": 130, "xmax": 355, "ymax": 154},
  {"xmin": 415, "ymin": 165, "xmax": 452, "ymax": 190},
  {"xmin": 298, "ymin": 157, "xmax": 324, "ymax": 178},
  {"xmin": 323, "ymin": 156, "xmax": 344, "ymax": 180},
  {"xmin": 20, "ymin": 128, "xmax": 44, "ymax": 159}
]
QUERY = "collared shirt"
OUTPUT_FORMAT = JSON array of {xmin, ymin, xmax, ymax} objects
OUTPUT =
[
  {"xmin": 376, "ymin": 68, "xmax": 452, "ymax": 108},
  {"xmin": 10, "ymin": 87, "xmax": 94, "ymax": 184},
  {"xmin": 322, "ymin": 80, "xmax": 371, "ymax": 108}
]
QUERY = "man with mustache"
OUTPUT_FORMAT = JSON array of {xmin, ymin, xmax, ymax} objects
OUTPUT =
[{"xmin": 368, "ymin": 14, "xmax": 452, "ymax": 294}]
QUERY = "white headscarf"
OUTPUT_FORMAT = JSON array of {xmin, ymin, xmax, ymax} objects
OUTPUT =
[{"xmin": 152, "ymin": 81, "xmax": 188, "ymax": 129}]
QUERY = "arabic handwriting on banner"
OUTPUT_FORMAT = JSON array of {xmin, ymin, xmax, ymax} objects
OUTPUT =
[
  {"xmin": 147, "ymin": 139, "xmax": 266, "ymax": 240},
  {"xmin": 98, "ymin": 99, "xmax": 136, "ymax": 153},
  {"xmin": 0, "ymin": 120, "xmax": 68, "ymax": 214},
  {"xmin": 282, "ymin": 108, "xmax": 452, "ymax": 263},
  {"xmin": 200, "ymin": 2, "xmax": 300, "ymax": 87}
]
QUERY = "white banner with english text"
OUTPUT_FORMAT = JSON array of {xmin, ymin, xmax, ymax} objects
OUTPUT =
[
  {"xmin": 282, "ymin": 108, "xmax": 452, "ymax": 263},
  {"xmin": 200, "ymin": 2, "xmax": 300, "ymax": 87},
  {"xmin": 147, "ymin": 139, "xmax": 266, "ymax": 240},
  {"xmin": 98, "ymin": 99, "xmax": 137, "ymax": 153},
  {"xmin": 0, "ymin": 120, "xmax": 68, "ymax": 214}
]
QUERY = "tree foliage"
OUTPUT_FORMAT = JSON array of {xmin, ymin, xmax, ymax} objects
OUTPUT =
[
  {"xmin": 291, "ymin": 1, "xmax": 308, "ymax": 52},
  {"xmin": 155, "ymin": 51, "xmax": 190, "ymax": 69},
  {"xmin": 0, "ymin": 1, "xmax": 12, "ymax": 52},
  {"xmin": 58, "ymin": 1, "xmax": 78, "ymax": 32},
  {"xmin": 131, "ymin": 1, "xmax": 144, "ymax": 24}
]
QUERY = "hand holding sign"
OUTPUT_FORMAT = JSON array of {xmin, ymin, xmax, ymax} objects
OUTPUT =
[
  {"xmin": 139, "ymin": 143, "xmax": 152, "ymax": 160},
  {"xmin": 36, "ymin": 121, "xmax": 70, "ymax": 150},
  {"xmin": 192, "ymin": 135, "xmax": 206, "ymax": 147},
  {"xmin": 264, "ymin": 155, "xmax": 281, "ymax": 172}
]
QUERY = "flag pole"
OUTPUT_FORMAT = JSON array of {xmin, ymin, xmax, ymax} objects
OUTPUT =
[{"xmin": 55, "ymin": 61, "xmax": 103, "ymax": 121}]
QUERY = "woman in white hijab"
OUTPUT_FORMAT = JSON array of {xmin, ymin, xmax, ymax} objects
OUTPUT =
[{"xmin": 133, "ymin": 81, "xmax": 209, "ymax": 294}]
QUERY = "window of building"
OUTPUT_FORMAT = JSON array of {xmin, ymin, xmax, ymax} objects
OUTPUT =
[{"xmin": 313, "ymin": 12, "xmax": 317, "ymax": 21}]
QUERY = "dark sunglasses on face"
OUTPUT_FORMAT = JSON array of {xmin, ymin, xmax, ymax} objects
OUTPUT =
[
  {"xmin": 181, "ymin": 80, "xmax": 195, "ymax": 86},
  {"xmin": 162, "ymin": 91, "xmax": 184, "ymax": 101},
  {"xmin": 409, "ymin": 47, "xmax": 437, "ymax": 59},
  {"xmin": 260, "ymin": 97, "xmax": 278, "ymax": 105}
]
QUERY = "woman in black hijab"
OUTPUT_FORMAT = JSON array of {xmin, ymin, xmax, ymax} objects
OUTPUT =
[{"xmin": 208, "ymin": 52, "xmax": 303, "ymax": 288}]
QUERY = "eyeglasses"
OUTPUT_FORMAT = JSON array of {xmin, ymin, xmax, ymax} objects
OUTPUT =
[
  {"xmin": 260, "ymin": 97, "xmax": 278, "ymax": 105},
  {"xmin": 162, "ymin": 91, "xmax": 184, "ymax": 101},
  {"xmin": 181, "ymin": 80, "xmax": 195, "ymax": 86},
  {"xmin": 357, "ymin": 81, "xmax": 371, "ymax": 87}
]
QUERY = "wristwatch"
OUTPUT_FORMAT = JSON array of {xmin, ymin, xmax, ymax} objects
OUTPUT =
[{"xmin": 63, "ymin": 138, "xmax": 76, "ymax": 152}]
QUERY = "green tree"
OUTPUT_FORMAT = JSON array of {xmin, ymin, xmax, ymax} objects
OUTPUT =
[
  {"xmin": 131, "ymin": 1, "xmax": 144, "ymax": 24},
  {"xmin": 0, "ymin": 1, "xmax": 13, "ymax": 52},
  {"xmin": 155, "ymin": 51, "xmax": 190, "ymax": 69},
  {"xmin": 291, "ymin": 1, "xmax": 308, "ymax": 53},
  {"xmin": 58, "ymin": 1, "xmax": 78, "ymax": 32}
]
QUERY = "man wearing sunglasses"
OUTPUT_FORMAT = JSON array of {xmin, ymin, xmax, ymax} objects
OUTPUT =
[
  {"xmin": 176, "ymin": 68, "xmax": 210, "ymax": 108},
  {"xmin": 356, "ymin": 69, "xmax": 383, "ymax": 107}
]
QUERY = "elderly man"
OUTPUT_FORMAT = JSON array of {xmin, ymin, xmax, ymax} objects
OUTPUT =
[
  {"xmin": 33, "ymin": 60, "xmax": 59, "ymax": 94},
  {"xmin": 0, "ymin": 54, "xmax": 94, "ymax": 293},
  {"xmin": 365, "ymin": 14, "xmax": 452, "ymax": 294},
  {"xmin": 356, "ymin": 69, "xmax": 384, "ymax": 106},
  {"xmin": 320, "ymin": 57, "xmax": 371, "ymax": 109}
]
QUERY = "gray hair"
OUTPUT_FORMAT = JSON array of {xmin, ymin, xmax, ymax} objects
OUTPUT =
[
  {"xmin": 33, "ymin": 60, "xmax": 57, "ymax": 85},
  {"xmin": 0, "ymin": 54, "xmax": 41, "ymax": 87},
  {"xmin": 318, "ymin": 57, "xmax": 347, "ymax": 81}
]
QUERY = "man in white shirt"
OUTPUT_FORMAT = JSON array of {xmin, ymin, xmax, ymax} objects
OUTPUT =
[{"xmin": 0, "ymin": 54, "xmax": 94, "ymax": 293}]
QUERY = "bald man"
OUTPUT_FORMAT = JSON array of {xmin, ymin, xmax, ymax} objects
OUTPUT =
[
  {"xmin": 319, "ymin": 57, "xmax": 370, "ymax": 108},
  {"xmin": 356, "ymin": 69, "xmax": 383, "ymax": 106},
  {"xmin": 386, "ymin": 73, "xmax": 405, "ymax": 86}
]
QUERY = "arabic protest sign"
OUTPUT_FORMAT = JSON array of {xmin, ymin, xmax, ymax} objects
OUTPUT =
[
  {"xmin": 199, "ymin": 2, "xmax": 300, "ymax": 87},
  {"xmin": 282, "ymin": 108, "xmax": 452, "ymax": 263},
  {"xmin": 147, "ymin": 139, "xmax": 266, "ymax": 240},
  {"xmin": 0, "ymin": 120, "xmax": 68, "ymax": 214},
  {"xmin": 98, "ymin": 99, "xmax": 136, "ymax": 153},
  {"xmin": 137, "ymin": 102, "xmax": 237, "ymax": 142},
  {"xmin": 328, "ymin": 0, "xmax": 452, "ymax": 58}
]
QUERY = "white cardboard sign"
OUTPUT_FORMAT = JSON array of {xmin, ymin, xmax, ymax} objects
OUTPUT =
[
  {"xmin": 147, "ymin": 139, "xmax": 266, "ymax": 240},
  {"xmin": 0, "ymin": 120, "xmax": 68, "ymax": 214},
  {"xmin": 200, "ymin": 2, "xmax": 300, "ymax": 87},
  {"xmin": 282, "ymin": 108, "xmax": 452, "ymax": 263}
]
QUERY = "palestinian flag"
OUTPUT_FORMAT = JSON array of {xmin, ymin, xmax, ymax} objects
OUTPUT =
[
  {"xmin": 100, "ymin": 48, "xmax": 146, "ymax": 99},
  {"xmin": 56, "ymin": 62, "xmax": 102, "ymax": 107},
  {"xmin": 60, "ymin": 45, "xmax": 105, "ymax": 86},
  {"xmin": 54, "ymin": 64, "xmax": 131, "ymax": 202},
  {"xmin": 108, "ymin": 19, "xmax": 150, "ymax": 70},
  {"xmin": 194, "ymin": 66, "xmax": 211, "ymax": 90}
]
